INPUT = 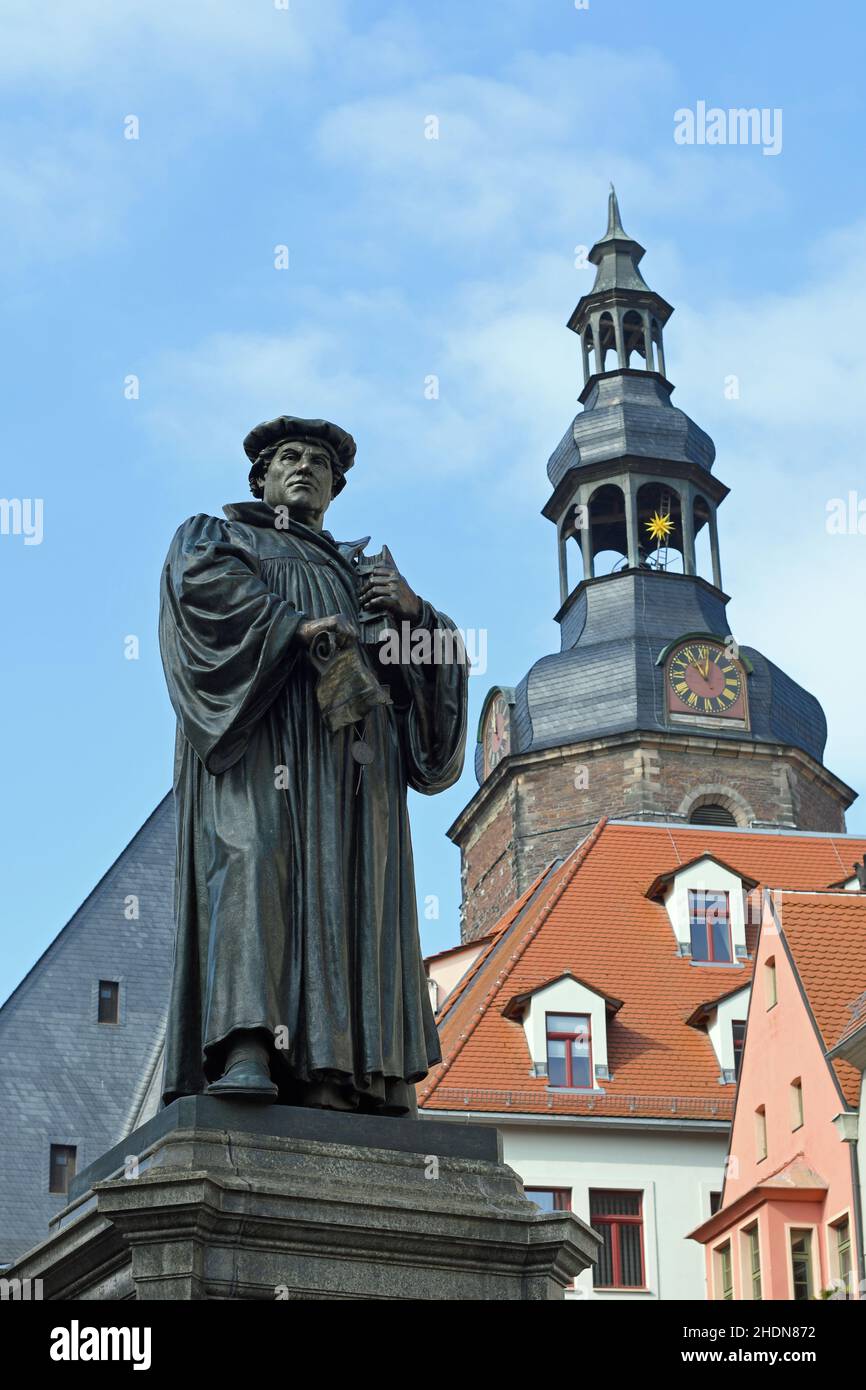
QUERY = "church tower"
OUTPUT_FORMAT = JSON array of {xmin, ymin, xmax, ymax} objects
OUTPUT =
[{"xmin": 450, "ymin": 190, "xmax": 856, "ymax": 942}]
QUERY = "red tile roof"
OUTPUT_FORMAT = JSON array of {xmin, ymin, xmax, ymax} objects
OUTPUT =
[
  {"xmin": 832, "ymin": 991, "xmax": 866, "ymax": 1052},
  {"xmin": 777, "ymin": 890, "xmax": 866, "ymax": 1107},
  {"xmin": 420, "ymin": 821, "xmax": 866, "ymax": 1121}
]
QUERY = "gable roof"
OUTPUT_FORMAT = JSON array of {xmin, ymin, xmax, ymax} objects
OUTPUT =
[
  {"xmin": 420, "ymin": 821, "xmax": 866, "ymax": 1122},
  {"xmin": 645, "ymin": 853, "xmax": 760, "ymax": 901},
  {"xmin": 502, "ymin": 971, "xmax": 624, "ymax": 1020},
  {"xmin": 775, "ymin": 890, "xmax": 866, "ymax": 1108}
]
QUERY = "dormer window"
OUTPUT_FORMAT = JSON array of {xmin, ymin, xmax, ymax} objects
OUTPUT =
[
  {"xmin": 503, "ymin": 974, "xmax": 620, "ymax": 1088},
  {"xmin": 647, "ymin": 855, "xmax": 754, "ymax": 963},
  {"xmin": 546, "ymin": 1013, "xmax": 592, "ymax": 1088},
  {"xmin": 689, "ymin": 889, "xmax": 732, "ymax": 962}
]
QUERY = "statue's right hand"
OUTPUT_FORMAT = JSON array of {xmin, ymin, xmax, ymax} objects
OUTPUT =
[{"xmin": 297, "ymin": 613, "xmax": 357, "ymax": 650}]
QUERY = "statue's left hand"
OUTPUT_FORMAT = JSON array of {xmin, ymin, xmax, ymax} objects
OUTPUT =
[{"xmin": 358, "ymin": 545, "xmax": 422, "ymax": 621}]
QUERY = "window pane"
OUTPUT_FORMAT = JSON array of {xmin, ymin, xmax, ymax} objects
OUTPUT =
[
  {"xmin": 590, "ymin": 1191, "xmax": 641, "ymax": 1218},
  {"xmin": 527, "ymin": 1189, "xmax": 556, "ymax": 1212},
  {"xmin": 98, "ymin": 980, "xmax": 119, "ymax": 1024},
  {"xmin": 547, "ymin": 1014, "xmax": 582, "ymax": 1034},
  {"xmin": 791, "ymin": 1231, "xmax": 813, "ymax": 1301},
  {"xmin": 690, "ymin": 922, "xmax": 710, "ymax": 960},
  {"xmin": 547, "ymin": 1037, "xmax": 566, "ymax": 1087},
  {"xmin": 570, "ymin": 1035, "xmax": 591, "ymax": 1088},
  {"xmin": 711, "ymin": 915, "xmax": 732, "ymax": 962},
  {"xmin": 526, "ymin": 1188, "xmax": 570, "ymax": 1213},
  {"xmin": 620, "ymin": 1222, "xmax": 644, "ymax": 1287},
  {"xmin": 748, "ymin": 1226, "xmax": 762, "ymax": 1300},
  {"xmin": 49, "ymin": 1144, "xmax": 77, "ymax": 1195},
  {"xmin": 592, "ymin": 1220, "xmax": 614, "ymax": 1286},
  {"xmin": 732, "ymin": 1022, "xmax": 746, "ymax": 1079}
]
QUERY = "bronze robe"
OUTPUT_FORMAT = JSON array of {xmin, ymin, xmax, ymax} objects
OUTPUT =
[{"xmin": 158, "ymin": 501, "xmax": 467, "ymax": 1113}]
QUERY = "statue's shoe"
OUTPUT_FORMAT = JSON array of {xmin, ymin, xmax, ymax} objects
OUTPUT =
[{"xmin": 206, "ymin": 1059, "xmax": 278, "ymax": 1100}]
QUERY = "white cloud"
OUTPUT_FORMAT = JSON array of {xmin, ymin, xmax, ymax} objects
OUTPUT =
[
  {"xmin": 0, "ymin": 0, "xmax": 338, "ymax": 86},
  {"xmin": 314, "ymin": 48, "xmax": 785, "ymax": 249}
]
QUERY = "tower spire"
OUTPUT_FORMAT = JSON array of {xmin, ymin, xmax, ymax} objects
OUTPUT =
[
  {"xmin": 605, "ymin": 183, "xmax": 627, "ymax": 239},
  {"xmin": 568, "ymin": 189, "xmax": 673, "ymax": 387}
]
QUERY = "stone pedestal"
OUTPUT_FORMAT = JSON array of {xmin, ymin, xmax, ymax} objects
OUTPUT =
[{"xmin": 8, "ymin": 1097, "xmax": 599, "ymax": 1300}]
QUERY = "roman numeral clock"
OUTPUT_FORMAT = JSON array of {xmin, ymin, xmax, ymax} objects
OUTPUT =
[{"xmin": 664, "ymin": 639, "xmax": 748, "ymax": 727}]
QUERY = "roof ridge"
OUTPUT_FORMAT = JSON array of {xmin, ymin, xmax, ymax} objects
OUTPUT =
[
  {"xmin": 434, "ymin": 866, "xmax": 556, "ymax": 1025},
  {"xmin": 0, "ymin": 792, "xmax": 173, "ymax": 1017},
  {"xmin": 421, "ymin": 817, "xmax": 609, "ymax": 1102}
]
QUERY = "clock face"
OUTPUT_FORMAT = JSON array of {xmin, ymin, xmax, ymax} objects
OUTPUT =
[
  {"xmin": 483, "ymin": 693, "xmax": 511, "ymax": 776},
  {"xmin": 667, "ymin": 641, "xmax": 746, "ymax": 720}
]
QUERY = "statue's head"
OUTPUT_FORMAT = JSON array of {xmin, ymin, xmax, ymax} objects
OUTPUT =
[{"xmin": 243, "ymin": 416, "xmax": 356, "ymax": 531}]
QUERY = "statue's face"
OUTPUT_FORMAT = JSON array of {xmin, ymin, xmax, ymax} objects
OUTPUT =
[{"xmin": 263, "ymin": 438, "xmax": 334, "ymax": 528}]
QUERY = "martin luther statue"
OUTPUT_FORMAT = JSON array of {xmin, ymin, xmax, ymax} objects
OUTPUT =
[{"xmin": 158, "ymin": 416, "xmax": 467, "ymax": 1115}]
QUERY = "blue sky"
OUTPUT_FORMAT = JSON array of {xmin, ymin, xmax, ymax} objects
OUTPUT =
[{"xmin": 2, "ymin": 0, "xmax": 866, "ymax": 1003}]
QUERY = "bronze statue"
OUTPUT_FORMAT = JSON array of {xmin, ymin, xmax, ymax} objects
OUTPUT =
[{"xmin": 158, "ymin": 416, "xmax": 467, "ymax": 1114}]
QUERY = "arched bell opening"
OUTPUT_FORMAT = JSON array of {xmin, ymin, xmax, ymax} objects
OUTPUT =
[
  {"xmin": 588, "ymin": 483, "xmax": 628, "ymax": 576},
  {"xmin": 596, "ymin": 312, "xmax": 616, "ymax": 373},
  {"xmin": 623, "ymin": 309, "xmax": 649, "ymax": 367},
  {"xmin": 636, "ymin": 481, "xmax": 684, "ymax": 573},
  {"xmin": 556, "ymin": 508, "xmax": 588, "ymax": 603}
]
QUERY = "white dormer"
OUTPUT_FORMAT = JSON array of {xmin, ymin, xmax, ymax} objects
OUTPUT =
[
  {"xmin": 687, "ymin": 984, "xmax": 751, "ymax": 1083},
  {"xmin": 646, "ymin": 853, "xmax": 758, "ymax": 966},
  {"xmin": 503, "ymin": 972, "xmax": 623, "ymax": 1088}
]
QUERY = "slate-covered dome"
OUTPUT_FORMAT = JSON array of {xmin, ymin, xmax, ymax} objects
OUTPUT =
[
  {"xmin": 474, "ymin": 571, "xmax": 829, "ymax": 783},
  {"xmin": 547, "ymin": 373, "xmax": 716, "ymax": 491}
]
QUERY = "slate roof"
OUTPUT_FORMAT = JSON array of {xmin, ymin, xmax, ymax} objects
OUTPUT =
[
  {"xmin": 419, "ymin": 821, "xmax": 866, "ymax": 1122},
  {"xmin": 475, "ymin": 568, "xmax": 832, "ymax": 779},
  {"xmin": 0, "ymin": 795, "xmax": 176, "ymax": 1265},
  {"xmin": 546, "ymin": 374, "xmax": 716, "ymax": 490}
]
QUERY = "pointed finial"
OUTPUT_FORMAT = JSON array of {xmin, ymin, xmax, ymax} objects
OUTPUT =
[{"xmin": 606, "ymin": 184, "xmax": 628, "ymax": 239}]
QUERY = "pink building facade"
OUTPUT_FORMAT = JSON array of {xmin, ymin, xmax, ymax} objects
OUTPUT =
[{"xmin": 691, "ymin": 889, "xmax": 866, "ymax": 1300}]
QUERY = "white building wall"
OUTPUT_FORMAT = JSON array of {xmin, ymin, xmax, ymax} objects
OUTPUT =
[{"xmin": 497, "ymin": 1120, "xmax": 727, "ymax": 1300}]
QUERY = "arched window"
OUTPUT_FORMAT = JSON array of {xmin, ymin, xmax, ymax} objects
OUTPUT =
[
  {"xmin": 597, "ymin": 312, "xmax": 616, "ymax": 372},
  {"xmin": 622, "ymin": 309, "xmax": 648, "ymax": 366},
  {"xmin": 588, "ymin": 483, "xmax": 627, "ymax": 575},
  {"xmin": 636, "ymin": 481, "xmax": 684, "ymax": 572}
]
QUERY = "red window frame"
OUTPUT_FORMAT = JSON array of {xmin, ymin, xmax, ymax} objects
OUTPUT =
[
  {"xmin": 688, "ymin": 889, "xmax": 733, "ymax": 962},
  {"xmin": 545, "ymin": 1012, "xmax": 592, "ymax": 1089},
  {"xmin": 589, "ymin": 1190, "xmax": 646, "ymax": 1289}
]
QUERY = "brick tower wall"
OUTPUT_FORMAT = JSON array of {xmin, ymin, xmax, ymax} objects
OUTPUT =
[{"xmin": 454, "ymin": 735, "xmax": 850, "ymax": 942}]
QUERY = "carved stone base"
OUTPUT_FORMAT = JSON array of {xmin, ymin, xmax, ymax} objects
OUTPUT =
[{"xmin": 8, "ymin": 1097, "xmax": 599, "ymax": 1300}]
